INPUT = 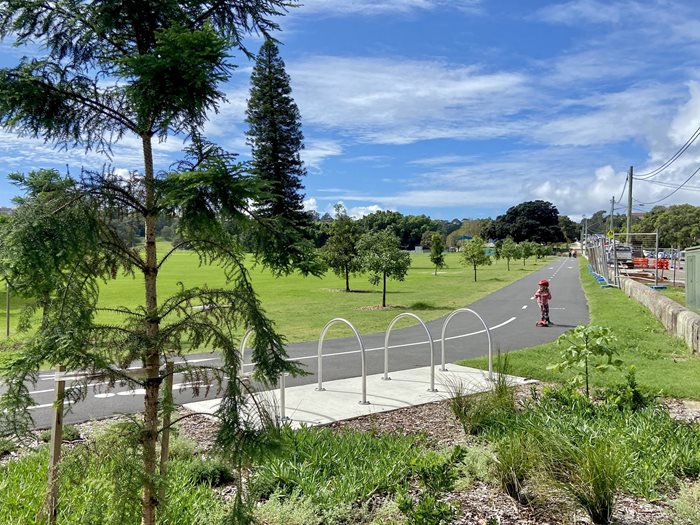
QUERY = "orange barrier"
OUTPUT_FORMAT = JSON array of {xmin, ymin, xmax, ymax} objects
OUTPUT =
[
  {"xmin": 653, "ymin": 259, "xmax": 669, "ymax": 270},
  {"xmin": 633, "ymin": 258, "xmax": 648, "ymax": 268}
]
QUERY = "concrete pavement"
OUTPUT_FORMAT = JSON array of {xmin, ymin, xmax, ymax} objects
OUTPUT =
[{"xmin": 184, "ymin": 363, "xmax": 536, "ymax": 428}]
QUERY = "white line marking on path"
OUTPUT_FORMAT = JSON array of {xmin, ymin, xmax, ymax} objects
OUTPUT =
[
  {"xmin": 28, "ymin": 388, "xmax": 54, "ymax": 395},
  {"xmin": 522, "ymin": 305, "xmax": 528, "ymax": 309},
  {"xmin": 286, "ymin": 317, "xmax": 518, "ymax": 363}
]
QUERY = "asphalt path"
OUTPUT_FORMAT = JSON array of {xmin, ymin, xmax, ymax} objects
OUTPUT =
[{"xmin": 15, "ymin": 257, "xmax": 588, "ymax": 428}]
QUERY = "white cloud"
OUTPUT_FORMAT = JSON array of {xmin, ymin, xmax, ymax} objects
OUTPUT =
[
  {"xmin": 302, "ymin": 197, "xmax": 317, "ymax": 212},
  {"xmin": 290, "ymin": 56, "xmax": 531, "ymax": 145},
  {"xmin": 536, "ymin": 1, "xmax": 632, "ymax": 25},
  {"xmin": 301, "ymin": 139, "xmax": 343, "ymax": 169},
  {"xmin": 347, "ymin": 204, "xmax": 384, "ymax": 218},
  {"xmin": 296, "ymin": 0, "xmax": 482, "ymax": 16}
]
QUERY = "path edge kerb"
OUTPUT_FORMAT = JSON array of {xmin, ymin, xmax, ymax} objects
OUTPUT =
[{"xmin": 619, "ymin": 277, "xmax": 700, "ymax": 354}]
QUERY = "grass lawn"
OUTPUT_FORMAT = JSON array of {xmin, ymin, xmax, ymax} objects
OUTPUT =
[
  {"xmin": 459, "ymin": 257, "xmax": 700, "ymax": 400},
  {"xmin": 89, "ymin": 244, "xmax": 553, "ymax": 344},
  {"xmin": 659, "ymin": 285, "xmax": 687, "ymax": 307}
]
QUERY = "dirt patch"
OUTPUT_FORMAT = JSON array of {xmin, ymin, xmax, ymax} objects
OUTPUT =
[{"xmin": 358, "ymin": 304, "xmax": 408, "ymax": 311}]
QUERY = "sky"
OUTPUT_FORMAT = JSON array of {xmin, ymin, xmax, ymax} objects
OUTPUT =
[{"xmin": 1, "ymin": 0, "xmax": 700, "ymax": 223}]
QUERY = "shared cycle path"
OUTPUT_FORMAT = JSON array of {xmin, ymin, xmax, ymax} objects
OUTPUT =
[{"xmin": 21, "ymin": 257, "xmax": 589, "ymax": 428}]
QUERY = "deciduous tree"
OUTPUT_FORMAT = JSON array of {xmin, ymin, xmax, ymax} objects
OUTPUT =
[
  {"xmin": 357, "ymin": 230, "xmax": 411, "ymax": 307},
  {"xmin": 499, "ymin": 237, "xmax": 518, "ymax": 271},
  {"xmin": 461, "ymin": 236, "xmax": 492, "ymax": 282},
  {"xmin": 429, "ymin": 233, "xmax": 446, "ymax": 276},
  {"xmin": 321, "ymin": 204, "xmax": 361, "ymax": 292}
]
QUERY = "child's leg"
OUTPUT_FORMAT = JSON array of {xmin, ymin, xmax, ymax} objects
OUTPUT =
[
  {"xmin": 543, "ymin": 304, "xmax": 550, "ymax": 322},
  {"xmin": 539, "ymin": 303, "xmax": 546, "ymax": 321}
]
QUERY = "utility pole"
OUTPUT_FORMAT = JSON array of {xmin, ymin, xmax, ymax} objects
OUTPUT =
[
  {"xmin": 626, "ymin": 166, "xmax": 633, "ymax": 243},
  {"xmin": 609, "ymin": 196, "xmax": 615, "ymax": 233}
]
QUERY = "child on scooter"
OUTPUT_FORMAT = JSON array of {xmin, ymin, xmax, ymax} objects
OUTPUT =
[{"xmin": 535, "ymin": 279, "xmax": 551, "ymax": 327}]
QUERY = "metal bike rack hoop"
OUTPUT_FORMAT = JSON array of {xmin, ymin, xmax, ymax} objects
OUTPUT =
[
  {"xmin": 440, "ymin": 308, "xmax": 493, "ymax": 381},
  {"xmin": 317, "ymin": 318, "xmax": 369, "ymax": 405},
  {"xmin": 383, "ymin": 312, "xmax": 437, "ymax": 392},
  {"xmin": 241, "ymin": 327, "xmax": 291, "ymax": 421}
]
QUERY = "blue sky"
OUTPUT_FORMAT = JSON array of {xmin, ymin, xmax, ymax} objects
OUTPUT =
[{"xmin": 1, "ymin": 0, "xmax": 700, "ymax": 221}]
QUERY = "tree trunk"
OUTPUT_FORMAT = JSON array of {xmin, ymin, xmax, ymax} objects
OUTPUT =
[
  {"xmin": 382, "ymin": 272, "xmax": 386, "ymax": 307},
  {"xmin": 141, "ymin": 135, "xmax": 161, "ymax": 525},
  {"xmin": 473, "ymin": 263, "xmax": 477, "ymax": 282},
  {"xmin": 345, "ymin": 267, "xmax": 350, "ymax": 292},
  {"xmin": 434, "ymin": 264, "xmax": 437, "ymax": 276},
  {"xmin": 507, "ymin": 258, "xmax": 510, "ymax": 271}
]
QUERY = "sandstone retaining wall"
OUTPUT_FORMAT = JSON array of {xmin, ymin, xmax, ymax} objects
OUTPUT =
[{"xmin": 619, "ymin": 277, "xmax": 700, "ymax": 354}]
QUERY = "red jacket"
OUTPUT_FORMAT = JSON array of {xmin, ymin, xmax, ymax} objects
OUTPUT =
[{"xmin": 535, "ymin": 288, "xmax": 551, "ymax": 306}]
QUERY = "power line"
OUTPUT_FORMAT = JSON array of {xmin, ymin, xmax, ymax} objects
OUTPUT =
[
  {"xmin": 638, "ymin": 178, "xmax": 700, "ymax": 192},
  {"xmin": 634, "ymin": 123, "xmax": 700, "ymax": 179},
  {"xmin": 634, "ymin": 164, "xmax": 700, "ymax": 205},
  {"xmin": 617, "ymin": 173, "xmax": 627, "ymax": 204}
]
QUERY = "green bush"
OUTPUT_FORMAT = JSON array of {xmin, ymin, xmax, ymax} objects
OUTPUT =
[
  {"xmin": 166, "ymin": 433, "xmax": 197, "ymax": 460},
  {"xmin": 38, "ymin": 424, "xmax": 81, "ymax": 443},
  {"xmin": 452, "ymin": 445, "xmax": 496, "ymax": 490},
  {"xmin": 396, "ymin": 491, "xmax": 456, "ymax": 525},
  {"xmin": 251, "ymin": 426, "xmax": 425, "ymax": 511},
  {"xmin": 597, "ymin": 366, "xmax": 657, "ymax": 412},
  {"xmin": 448, "ymin": 356, "xmax": 517, "ymax": 436},
  {"xmin": 186, "ymin": 457, "xmax": 234, "ymax": 487},
  {"xmin": 253, "ymin": 491, "xmax": 320, "ymax": 525},
  {"xmin": 547, "ymin": 438, "xmax": 624, "ymax": 525},
  {"xmin": 493, "ymin": 432, "xmax": 538, "ymax": 503},
  {"xmin": 0, "ymin": 421, "xmax": 225, "ymax": 525},
  {"xmin": 0, "ymin": 436, "xmax": 16, "ymax": 456}
]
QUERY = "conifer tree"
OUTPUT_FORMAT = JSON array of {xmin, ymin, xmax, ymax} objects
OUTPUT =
[
  {"xmin": 0, "ymin": 3, "xmax": 312, "ymax": 524},
  {"xmin": 246, "ymin": 38, "xmax": 308, "ymax": 226}
]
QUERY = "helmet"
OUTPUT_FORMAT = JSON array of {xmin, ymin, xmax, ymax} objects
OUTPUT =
[{"xmin": 538, "ymin": 279, "xmax": 549, "ymax": 286}]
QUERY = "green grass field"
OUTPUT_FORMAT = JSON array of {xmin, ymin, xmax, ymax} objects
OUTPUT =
[
  {"xmin": 2, "ymin": 244, "xmax": 553, "ymax": 345},
  {"xmin": 460, "ymin": 257, "xmax": 700, "ymax": 399},
  {"xmin": 96, "ymin": 245, "xmax": 552, "ymax": 343}
]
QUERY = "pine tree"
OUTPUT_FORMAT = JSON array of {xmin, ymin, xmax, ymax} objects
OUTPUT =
[
  {"xmin": 0, "ymin": 4, "xmax": 312, "ymax": 524},
  {"xmin": 246, "ymin": 39, "xmax": 308, "ymax": 223}
]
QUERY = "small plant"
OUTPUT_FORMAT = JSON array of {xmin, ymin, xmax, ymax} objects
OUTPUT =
[
  {"xmin": 253, "ymin": 491, "xmax": 320, "ymax": 525},
  {"xmin": 549, "ymin": 325, "xmax": 622, "ymax": 398},
  {"xmin": 38, "ymin": 424, "xmax": 81, "ymax": 443},
  {"xmin": 186, "ymin": 457, "xmax": 235, "ymax": 487},
  {"xmin": 494, "ymin": 432, "xmax": 537, "ymax": 503},
  {"xmin": 449, "ymin": 353, "xmax": 516, "ymax": 435},
  {"xmin": 397, "ymin": 491, "xmax": 456, "ymax": 525},
  {"xmin": 547, "ymin": 438, "xmax": 625, "ymax": 525},
  {"xmin": 0, "ymin": 436, "xmax": 17, "ymax": 456},
  {"xmin": 598, "ymin": 366, "xmax": 657, "ymax": 411},
  {"xmin": 671, "ymin": 480, "xmax": 700, "ymax": 525}
]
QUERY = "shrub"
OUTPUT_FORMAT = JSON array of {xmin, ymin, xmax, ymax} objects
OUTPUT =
[
  {"xmin": 253, "ymin": 491, "xmax": 320, "ymax": 525},
  {"xmin": 396, "ymin": 491, "xmax": 456, "ymax": 525},
  {"xmin": 251, "ymin": 426, "xmax": 424, "ymax": 509},
  {"xmin": 38, "ymin": 424, "xmax": 81, "ymax": 443},
  {"xmin": 449, "ymin": 354, "xmax": 517, "ymax": 436},
  {"xmin": 546, "ymin": 438, "xmax": 624, "ymax": 525},
  {"xmin": 453, "ymin": 445, "xmax": 496, "ymax": 490},
  {"xmin": 0, "ymin": 436, "xmax": 16, "ymax": 456},
  {"xmin": 494, "ymin": 432, "xmax": 538, "ymax": 503},
  {"xmin": 597, "ymin": 366, "xmax": 657, "ymax": 412},
  {"xmin": 186, "ymin": 457, "xmax": 235, "ymax": 487},
  {"xmin": 166, "ymin": 433, "xmax": 197, "ymax": 460}
]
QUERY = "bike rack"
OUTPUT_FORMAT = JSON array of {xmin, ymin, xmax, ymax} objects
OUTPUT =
[
  {"xmin": 317, "ymin": 318, "xmax": 369, "ymax": 405},
  {"xmin": 383, "ymin": 312, "xmax": 437, "ymax": 392},
  {"xmin": 440, "ymin": 308, "xmax": 493, "ymax": 381},
  {"xmin": 240, "ymin": 328, "xmax": 290, "ymax": 421}
]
